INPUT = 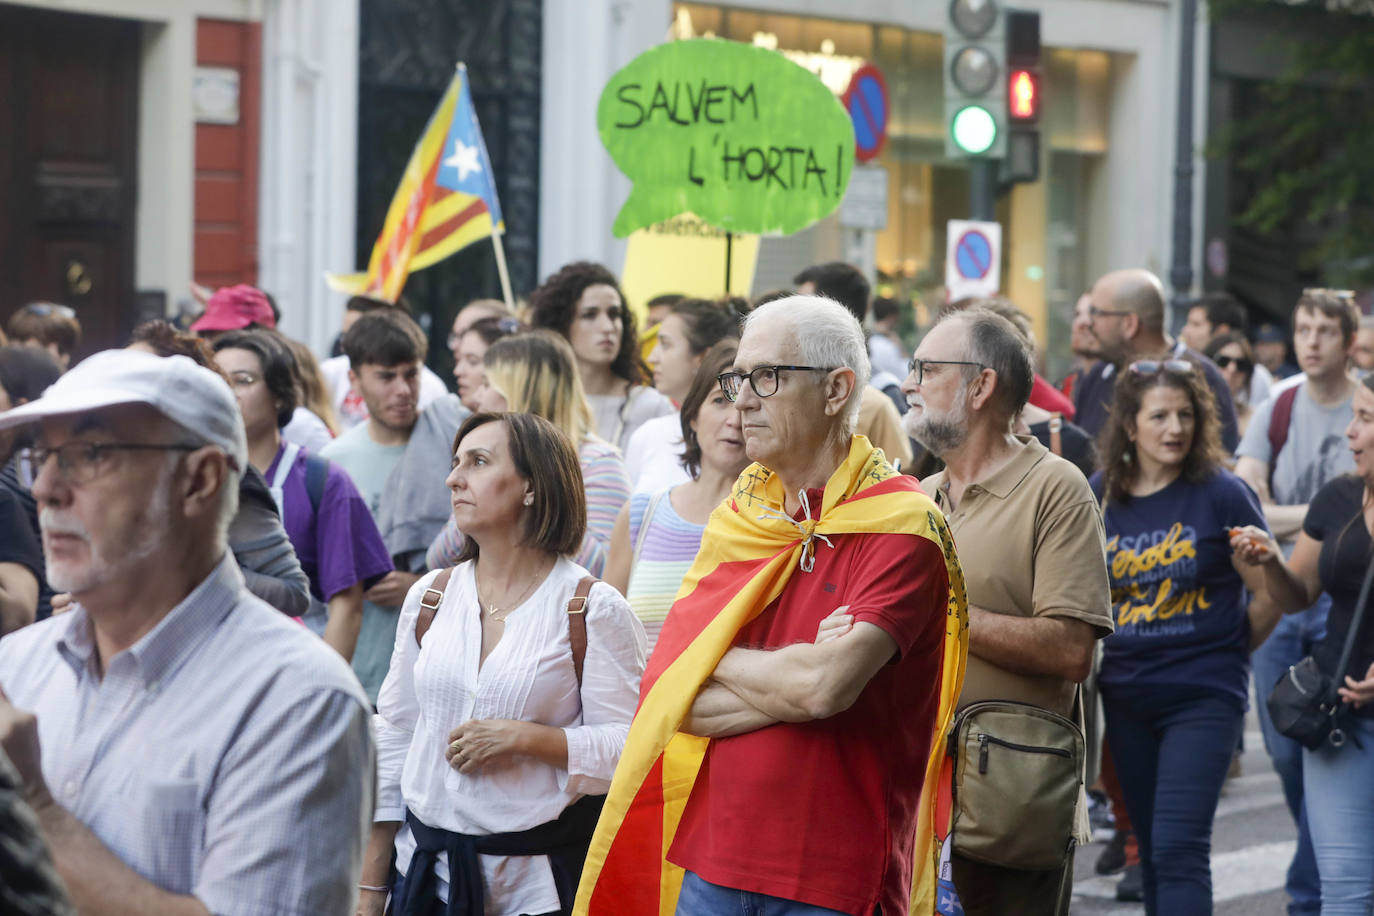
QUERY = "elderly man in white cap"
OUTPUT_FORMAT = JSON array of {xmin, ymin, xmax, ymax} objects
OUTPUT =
[{"xmin": 0, "ymin": 350, "xmax": 375, "ymax": 916}]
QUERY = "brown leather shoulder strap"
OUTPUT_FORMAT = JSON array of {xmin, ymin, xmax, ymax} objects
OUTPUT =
[
  {"xmin": 414, "ymin": 567, "xmax": 456, "ymax": 646},
  {"xmin": 567, "ymin": 576, "xmax": 598, "ymax": 689}
]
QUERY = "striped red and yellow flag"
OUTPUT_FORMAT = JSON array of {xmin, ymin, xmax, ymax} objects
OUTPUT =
[
  {"xmin": 573, "ymin": 437, "xmax": 969, "ymax": 916},
  {"xmin": 328, "ymin": 63, "xmax": 504, "ymax": 302}
]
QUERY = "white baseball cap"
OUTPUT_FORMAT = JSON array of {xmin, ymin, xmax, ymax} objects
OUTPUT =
[{"xmin": 0, "ymin": 349, "xmax": 248, "ymax": 472}]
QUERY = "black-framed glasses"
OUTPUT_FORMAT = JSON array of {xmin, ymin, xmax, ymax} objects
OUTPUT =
[
  {"xmin": 1128, "ymin": 359, "xmax": 1195, "ymax": 377},
  {"xmin": 29, "ymin": 441, "xmax": 201, "ymax": 485},
  {"xmin": 716, "ymin": 365, "xmax": 835, "ymax": 402},
  {"xmin": 905, "ymin": 358, "xmax": 987, "ymax": 385},
  {"xmin": 1087, "ymin": 305, "xmax": 1132, "ymax": 319},
  {"xmin": 1213, "ymin": 355, "xmax": 1253, "ymax": 374}
]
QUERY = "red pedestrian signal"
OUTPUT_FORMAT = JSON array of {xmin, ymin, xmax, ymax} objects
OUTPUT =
[{"xmin": 1008, "ymin": 69, "xmax": 1039, "ymax": 122}]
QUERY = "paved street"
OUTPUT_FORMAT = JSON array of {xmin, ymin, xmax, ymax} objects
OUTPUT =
[{"xmin": 1072, "ymin": 709, "xmax": 1297, "ymax": 915}]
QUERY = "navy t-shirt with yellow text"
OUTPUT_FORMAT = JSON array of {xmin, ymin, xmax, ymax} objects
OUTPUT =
[{"xmin": 1089, "ymin": 469, "xmax": 1267, "ymax": 702}]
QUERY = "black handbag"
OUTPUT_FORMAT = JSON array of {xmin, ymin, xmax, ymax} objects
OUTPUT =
[{"xmin": 1266, "ymin": 556, "xmax": 1374, "ymax": 750}]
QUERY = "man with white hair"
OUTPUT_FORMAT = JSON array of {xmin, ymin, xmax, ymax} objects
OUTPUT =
[
  {"xmin": 576, "ymin": 296, "xmax": 968, "ymax": 916},
  {"xmin": 0, "ymin": 350, "xmax": 374, "ymax": 916}
]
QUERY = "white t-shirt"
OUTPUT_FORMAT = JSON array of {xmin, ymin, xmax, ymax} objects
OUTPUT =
[
  {"xmin": 624, "ymin": 412, "xmax": 689, "ymax": 494},
  {"xmin": 586, "ymin": 385, "xmax": 675, "ymax": 453},
  {"xmin": 319, "ymin": 354, "xmax": 450, "ymax": 432}
]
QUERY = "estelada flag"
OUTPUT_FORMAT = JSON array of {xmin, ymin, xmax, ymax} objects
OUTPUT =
[
  {"xmin": 328, "ymin": 63, "xmax": 503, "ymax": 302},
  {"xmin": 573, "ymin": 437, "xmax": 969, "ymax": 916}
]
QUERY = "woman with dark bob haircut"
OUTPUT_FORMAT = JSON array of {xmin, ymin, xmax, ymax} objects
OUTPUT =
[
  {"xmin": 527, "ymin": 261, "xmax": 673, "ymax": 450},
  {"xmin": 1090, "ymin": 359, "xmax": 1280, "ymax": 914},
  {"xmin": 605, "ymin": 342, "xmax": 749, "ymax": 652},
  {"xmin": 363, "ymin": 412, "xmax": 646, "ymax": 916}
]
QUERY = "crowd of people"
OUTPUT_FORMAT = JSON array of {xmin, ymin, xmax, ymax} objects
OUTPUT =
[{"xmin": 0, "ymin": 258, "xmax": 1370, "ymax": 916}]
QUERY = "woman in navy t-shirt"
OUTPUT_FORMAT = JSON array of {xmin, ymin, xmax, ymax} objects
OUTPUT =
[{"xmin": 1090, "ymin": 359, "xmax": 1271, "ymax": 915}]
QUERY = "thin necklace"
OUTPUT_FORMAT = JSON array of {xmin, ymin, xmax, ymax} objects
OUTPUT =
[{"xmin": 477, "ymin": 565, "xmax": 547, "ymax": 622}]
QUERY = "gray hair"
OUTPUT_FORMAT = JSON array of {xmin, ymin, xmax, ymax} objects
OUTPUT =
[
  {"xmin": 171, "ymin": 420, "xmax": 241, "ymax": 553},
  {"xmin": 938, "ymin": 308, "xmax": 1034, "ymax": 419},
  {"xmin": 742, "ymin": 295, "xmax": 870, "ymax": 431}
]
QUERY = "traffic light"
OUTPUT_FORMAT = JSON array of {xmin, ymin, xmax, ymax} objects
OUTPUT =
[
  {"xmin": 945, "ymin": 0, "xmax": 1007, "ymax": 159},
  {"xmin": 1002, "ymin": 9, "xmax": 1041, "ymax": 183}
]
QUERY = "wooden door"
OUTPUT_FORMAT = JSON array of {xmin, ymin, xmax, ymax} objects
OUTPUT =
[{"xmin": 0, "ymin": 5, "xmax": 140, "ymax": 355}]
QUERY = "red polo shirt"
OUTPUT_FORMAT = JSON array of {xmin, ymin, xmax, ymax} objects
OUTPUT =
[{"xmin": 667, "ymin": 490, "xmax": 950, "ymax": 916}]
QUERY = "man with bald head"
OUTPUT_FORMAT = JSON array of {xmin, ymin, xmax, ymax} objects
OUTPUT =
[{"xmin": 1071, "ymin": 269, "xmax": 1240, "ymax": 452}]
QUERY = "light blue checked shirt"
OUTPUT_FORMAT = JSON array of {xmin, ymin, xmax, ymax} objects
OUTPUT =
[{"xmin": 0, "ymin": 555, "xmax": 375, "ymax": 916}]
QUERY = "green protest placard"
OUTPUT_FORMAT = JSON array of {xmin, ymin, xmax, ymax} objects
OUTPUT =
[{"xmin": 598, "ymin": 39, "xmax": 855, "ymax": 238}]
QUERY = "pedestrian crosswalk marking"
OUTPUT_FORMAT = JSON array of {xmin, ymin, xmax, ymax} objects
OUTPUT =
[{"xmin": 1075, "ymin": 840, "xmax": 1295, "ymax": 904}]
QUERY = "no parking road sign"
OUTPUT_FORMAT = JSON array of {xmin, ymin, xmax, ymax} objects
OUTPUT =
[
  {"xmin": 945, "ymin": 219, "xmax": 1002, "ymax": 301},
  {"xmin": 844, "ymin": 64, "xmax": 889, "ymax": 163}
]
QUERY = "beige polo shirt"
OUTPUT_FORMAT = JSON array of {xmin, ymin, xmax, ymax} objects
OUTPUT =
[{"xmin": 924, "ymin": 436, "xmax": 1113, "ymax": 717}]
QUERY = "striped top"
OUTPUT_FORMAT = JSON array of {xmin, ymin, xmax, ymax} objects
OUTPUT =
[
  {"xmin": 426, "ymin": 435, "xmax": 630, "ymax": 577},
  {"xmin": 625, "ymin": 487, "xmax": 706, "ymax": 653}
]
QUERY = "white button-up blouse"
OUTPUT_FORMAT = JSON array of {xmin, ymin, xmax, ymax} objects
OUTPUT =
[{"xmin": 374, "ymin": 557, "xmax": 647, "ymax": 916}]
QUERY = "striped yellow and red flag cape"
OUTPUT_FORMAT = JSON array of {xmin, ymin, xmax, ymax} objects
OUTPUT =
[
  {"xmin": 327, "ymin": 63, "xmax": 504, "ymax": 303},
  {"xmin": 574, "ymin": 436, "xmax": 968, "ymax": 916}
]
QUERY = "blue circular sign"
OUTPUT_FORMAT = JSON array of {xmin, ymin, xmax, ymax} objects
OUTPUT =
[
  {"xmin": 844, "ymin": 65, "xmax": 889, "ymax": 163},
  {"xmin": 955, "ymin": 229, "xmax": 994, "ymax": 280}
]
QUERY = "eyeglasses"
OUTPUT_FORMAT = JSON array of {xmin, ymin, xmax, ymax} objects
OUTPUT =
[
  {"xmin": 1128, "ymin": 359, "xmax": 1195, "ymax": 377},
  {"xmin": 227, "ymin": 371, "xmax": 260, "ymax": 388},
  {"xmin": 716, "ymin": 365, "xmax": 835, "ymax": 402},
  {"xmin": 29, "ymin": 441, "xmax": 201, "ymax": 485},
  {"xmin": 1212, "ymin": 355, "xmax": 1253, "ymax": 374},
  {"xmin": 905, "ymin": 358, "xmax": 987, "ymax": 386},
  {"xmin": 1087, "ymin": 305, "xmax": 1132, "ymax": 320}
]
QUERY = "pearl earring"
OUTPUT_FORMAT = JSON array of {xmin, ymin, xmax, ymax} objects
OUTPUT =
[{"xmin": 524, "ymin": 494, "xmax": 534, "ymax": 506}]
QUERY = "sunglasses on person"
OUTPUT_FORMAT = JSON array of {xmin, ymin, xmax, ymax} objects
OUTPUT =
[
  {"xmin": 21, "ymin": 303, "xmax": 76, "ymax": 319},
  {"xmin": 1128, "ymin": 359, "xmax": 1196, "ymax": 377},
  {"xmin": 1212, "ymin": 355, "xmax": 1253, "ymax": 374}
]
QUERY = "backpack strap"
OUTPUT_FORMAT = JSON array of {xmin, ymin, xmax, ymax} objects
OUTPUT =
[
  {"xmin": 304, "ymin": 453, "xmax": 330, "ymax": 515},
  {"xmin": 1048, "ymin": 412, "xmax": 1064, "ymax": 457},
  {"xmin": 414, "ymin": 567, "xmax": 455, "ymax": 646},
  {"xmin": 567, "ymin": 576, "xmax": 598, "ymax": 689},
  {"xmin": 1266, "ymin": 383, "xmax": 1302, "ymax": 490}
]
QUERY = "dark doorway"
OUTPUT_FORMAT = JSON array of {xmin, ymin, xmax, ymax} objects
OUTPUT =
[
  {"xmin": 0, "ymin": 5, "xmax": 140, "ymax": 354},
  {"xmin": 356, "ymin": 0, "xmax": 541, "ymax": 383}
]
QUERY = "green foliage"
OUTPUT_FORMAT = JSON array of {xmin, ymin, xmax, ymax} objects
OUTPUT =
[{"xmin": 1211, "ymin": 0, "xmax": 1374, "ymax": 286}]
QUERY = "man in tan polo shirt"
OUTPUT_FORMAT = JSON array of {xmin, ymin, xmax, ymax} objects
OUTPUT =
[{"xmin": 903, "ymin": 307, "xmax": 1113, "ymax": 916}]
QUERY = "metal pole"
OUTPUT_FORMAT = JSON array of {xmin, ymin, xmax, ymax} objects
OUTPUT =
[
  {"xmin": 724, "ymin": 232, "xmax": 733, "ymax": 294},
  {"xmin": 969, "ymin": 159, "xmax": 997, "ymax": 222},
  {"xmin": 1169, "ymin": 0, "xmax": 1198, "ymax": 313}
]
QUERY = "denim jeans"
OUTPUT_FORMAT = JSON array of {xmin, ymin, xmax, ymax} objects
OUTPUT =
[
  {"xmin": 1253, "ymin": 598, "xmax": 1330, "ymax": 915},
  {"xmin": 1303, "ymin": 714, "xmax": 1374, "ymax": 915},
  {"xmin": 1102, "ymin": 683, "xmax": 1245, "ymax": 916},
  {"xmin": 675, "ymin": 870, "xmax": 857, "ymax": 916}
]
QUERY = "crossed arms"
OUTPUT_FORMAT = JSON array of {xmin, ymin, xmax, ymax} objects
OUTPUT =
[{"xmin": 681, "ymin": 610, "xmax": 900, "ymax": 738}]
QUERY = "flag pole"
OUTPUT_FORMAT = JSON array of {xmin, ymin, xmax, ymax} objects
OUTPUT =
[{"xmin": 492, "ymin": 231, "xmax": 516, "ymax": 313}]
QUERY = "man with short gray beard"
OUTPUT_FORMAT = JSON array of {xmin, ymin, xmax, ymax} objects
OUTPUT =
[
  {"xmin": 0, "ymin": 349, "xmax": 374, "ymax": 916},
  {"xmin": 902, "ymin": 309, "xmax": 1113, "ymax": 916}
]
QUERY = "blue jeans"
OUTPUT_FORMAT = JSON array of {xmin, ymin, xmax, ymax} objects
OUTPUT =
[
  {"xmin": 1303, "ymin": 715, "xmax": 1374, "ymax": 915},
  {"xmin": 1254, "ymin": 598, "xmax": 1330, "ymax": 915},
  {"xmin": 675, "ymin": 870, "xmax": 856, "ymax": 916},
  {"xmin": 1102, "ymin": 683, "xmax": 1245, "ymax": 916}
]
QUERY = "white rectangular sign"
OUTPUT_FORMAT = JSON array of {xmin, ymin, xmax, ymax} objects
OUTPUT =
[
  {"xmin": 945, "ymin": 219, "xmax": 1002, "ymax": 301},
  {"xmin": 840, "ymin": 165, "xmax": 888, "ymax": 231}
]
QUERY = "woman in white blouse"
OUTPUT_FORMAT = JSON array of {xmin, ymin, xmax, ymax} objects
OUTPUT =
[{"xmin": 359, "ymin": 412, "xmax": 647, "ymax": 916}]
